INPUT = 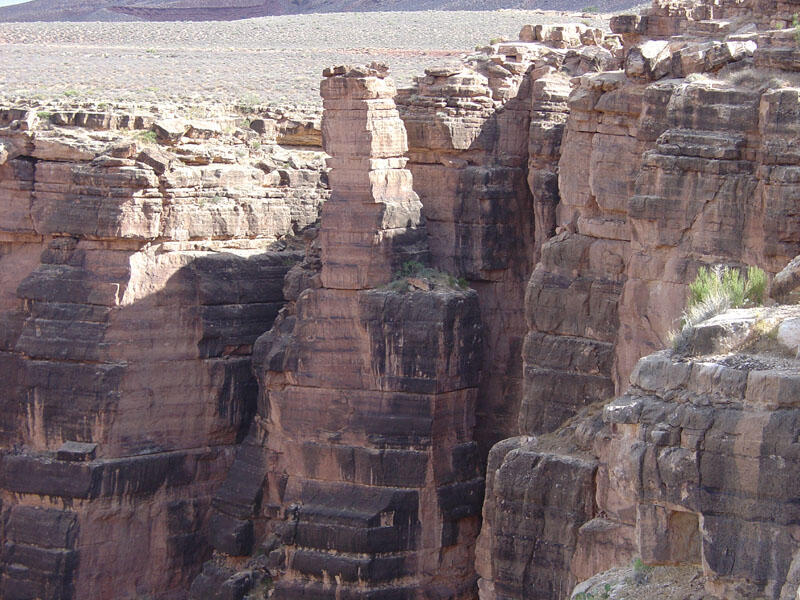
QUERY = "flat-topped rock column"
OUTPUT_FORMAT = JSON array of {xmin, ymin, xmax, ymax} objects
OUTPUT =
[
  {"xmin": 320, "ymin": 63, "xmax": 427, "ymax": 290},
  {"xmin": 217, "ymin": 65, "xmax": 486, "ymax": 600}
]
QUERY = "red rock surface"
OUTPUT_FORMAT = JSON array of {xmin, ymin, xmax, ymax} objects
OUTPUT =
[
  {"xmin": 3, "ymin": 0, "xmax": 800, "ymax": 597},
  {"xmin": 196, "ymin": 64, "xmax": 485, "ymax": 600},
  {"xmin": 477, "ymin": 0, "xmax": 800, "ymax": 597},
  {"xmin": 0, "ymin": 105, "xmax": 327, "ymax": 599}
]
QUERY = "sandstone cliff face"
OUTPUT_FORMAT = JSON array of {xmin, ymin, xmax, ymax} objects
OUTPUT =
[
  {"xmin": 521, "ymin": 4, "xmax": 800, "ymax": 435},
  {"xmin": 0, "ymin": 104, "xmax": 327, "ymax": 599},
  {"xmin": 480, "ymin": 306, "xmax": 800, "ymax": 600},
  {"xmin": 6, "ymin": 0, "xmax": 800, "ymax": 597},
  {"xmin": 397, "ymin": 26, "xmax": 620, "ymax": 457},
  {"xmin": 198, "ymin": 64, "xmax": 485, "ymax": 600},
  {"xmin": 477, "ymin": 0, "xmax": 800, "ymax": 597}
]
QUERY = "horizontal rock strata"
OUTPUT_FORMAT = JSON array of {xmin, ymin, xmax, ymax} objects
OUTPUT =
[
  {"xmin": 5, "ymin": 0, "xmax": 800, "ymax": 597},
  {"xmin": 0, "ymin": 102, "xmax": 328, "ymax": 599},
  {"xmin": 479, "ymin": 0, "xmax": 800, "ymax": 597},
  {"xmin": 397, "ymin": 28, "xmax": 622, "ymax": 458},
  {"xmin": 199, "ymin": 64, "xmax": 486, "ymax": 600}
]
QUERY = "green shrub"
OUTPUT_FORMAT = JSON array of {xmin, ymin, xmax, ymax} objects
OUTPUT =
[
  {"xmin": 573, "ymin": 583, "xmax": 610, "ymax": 600},
  {"xmin": 671, "ymin": 264, "xmax": 767, "ymax": 352},
  {"xmin": 135, "ymin": 130, "xmax": 158, "ymax": 144},
  {"xmin": 384, "ymin": 260, "xmax": 468, "ymax": 292},
  {"xmin": 687, "ymin": 265, "xmax": 766, "ymax": 311},
  {"xmin": 794, "ymin": 13, "xmax": 800, "ymax": 43},
  {"xmin": 632, "ymin": 557, "xmax": 653, "ymax": 585},
  {"xmin": 744, "ymin": 265, "xmax": 767, "ymax": 306},
  {"xmin": 399, "ymin": 260, "xmax": 427, "ymax": 277}
]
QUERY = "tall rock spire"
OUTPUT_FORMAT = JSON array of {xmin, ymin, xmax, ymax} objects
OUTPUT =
[{"xmin": 319, "ymin": 63, "xmax": 427, "ymax": 290}]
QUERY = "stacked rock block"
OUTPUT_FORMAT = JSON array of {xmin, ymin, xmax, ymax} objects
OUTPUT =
[
  {"xmin": 482, "ymin": 320, "xmax": 800, "ymax": 600},
  {"xmin": 0, "ymin": 105, "xmax": 326, "ymax": 599},
  {"xmin": 600, "ymin": 345, "xmax": 800, "ymax": 600},
  {"xmin": 524, "ymin": 68, "xmax": 643, "ymax": 434},
  {"xmin": 611, "ymin": 0, "xmax": 800, "ymax": 40},
  {"xmin": 319, "ymin": 63, "xmax": 428, "ymax": 289},
  {"xmin": 522, "ymin": 24, "xmax": 800, "ymax": 436},
  {"xmin": 475, "ymin": 435, "xmax": 597, "ymax": 600},
  {"xmin": 242, "ymin": 64, "xmax": 485, "ymax": 600}
]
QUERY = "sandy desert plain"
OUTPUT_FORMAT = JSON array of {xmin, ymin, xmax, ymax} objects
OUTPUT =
[{"xmin": 0, "ymin": 8, "xmax": 618, "ymax": 111}]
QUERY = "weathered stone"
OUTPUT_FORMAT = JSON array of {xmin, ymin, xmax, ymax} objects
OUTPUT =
[
  {"xmin": 154, "ymin": 118, "xmax": 189, "ymax": 142},
  {"xmin": 194, "ymin": 65, "xmax": 485, "ymax": 600},
  {"xmin": 476, "ymin": 435, "xmax": 597, "ymax": 600},
  {"xmin": 0, "ymin": 102, "xmax": 328, "ymax": 599},
  {"xmin": 56, "ymin": 441, "xmax": 98, "ymax": 462},
  {"xmin": 6, "ymin": 2, "xmax": 800, "ymax": 598},
  {"xmin": 319, "ymin": 66, "xmax": 427, "ymax": 290},
  {"xmin": 772, "ymin": 254, "xmax": 800, "ymax": 303}
]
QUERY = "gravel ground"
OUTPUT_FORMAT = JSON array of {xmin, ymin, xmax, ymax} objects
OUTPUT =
[{"xmin": 0, "ymin": 9, "xmax": 616, "ymax": 108}]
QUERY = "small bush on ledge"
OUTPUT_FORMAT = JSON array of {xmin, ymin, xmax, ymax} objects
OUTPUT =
[
  {"xmin": 383, "ymin": 260, "xmax": 468, "ymax": 293},
  {"xmin": 688, "ymin": 264, "xmax": 766, "ymax": 311},
  {"xmin": 670, "ymin": 264, "xmax": 767, "ymax": 352}
]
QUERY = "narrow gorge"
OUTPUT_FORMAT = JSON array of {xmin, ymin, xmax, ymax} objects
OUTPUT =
[{"xmin": 2, "ymin": 0, "xmax": 800, "ymax": 598}]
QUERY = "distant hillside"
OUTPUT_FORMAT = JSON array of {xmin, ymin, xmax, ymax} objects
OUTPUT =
[{"xmin": 0, "ymin": 0, "xmax": 631, "ymax": 22}]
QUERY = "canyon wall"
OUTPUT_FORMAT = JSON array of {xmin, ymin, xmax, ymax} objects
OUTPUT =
[
  {"xmin": 476, "ymin": 0, "xmax": 800, "ymax": 598},
  {"xmin": 3, "ymin": 0, "xmax": 800, "ymax": 598},
  {"xmin": 195, "ymin": 64, "xmax": 485, "ymax": 600},
  {"xmin": 0, "ymin": 106, "xmax": 326, "ymax": 599},
  {"xmin": 396, "ymin": 21, "xmax": 618, "ymax": 456}
]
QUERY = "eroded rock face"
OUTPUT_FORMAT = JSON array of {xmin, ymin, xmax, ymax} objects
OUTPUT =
[
  {"xmin": 0, "ymin": 103, "xmax": 327, "ymax": 599},
  {"xmin": 475, "ymin": 435, "xmax": 597, "ymax": 600},
  {"xmin": 479, "ymin": 0, "xmax": 800, "ymax": 597},
  {"xmin": 397, "ymin": 30, "xmax": 622, "ymax": 458},
  {"xmin": 599, "ymin": 331, "xmax": 800, "ymax": 600},
  {"xmin": 481, "ymin": 308, "xmax": 800, "ymax": 600},
  {"xmin": 7, "ymin": 0, "xmax": 800, "ymax": 596},
  {"xmin": 521, "ymin": 31, "xmax": 800, "ymax": 439},
  {"xmin": 319, "ymin": 63, "xmax": 428, "ymax": 290},
  {"xmin": 200, "ymin": 65, "xmax": 485, "ymax": 600}
]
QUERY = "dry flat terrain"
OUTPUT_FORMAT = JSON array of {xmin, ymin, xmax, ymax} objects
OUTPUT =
[
  {"xmin": 0, "ymin": 9, "xmax": 611, "ymax": 108},
  {"xmin": 0, "ymin": 0, "xmax": 641, "ymax": 23}
]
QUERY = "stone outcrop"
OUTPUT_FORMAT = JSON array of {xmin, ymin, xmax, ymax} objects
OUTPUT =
[
  {"xmin": 520, "ymin": 8, "xmax": 800, "ymax": 438},
  {"xmin": 475, "ymin": 431, "xmax": 598, "ymax": 600},
  {"xmin": 480, "ymin": 306, "xmax": 800, "ymax": 600},
  {"xmin": 476, "ymin": 0, "xmax": 800, "ymax": 597},
  {"xmin": 0, "ymin": 102, "xmax": 327, "ymax": 599},
  {"xmin": 6, "ymin": 0, "xmax": 800, "ymax": 596},
  {"xmin": 771, "ymin": 254, "xmax": 800, "ymax": 304},
  {"xmin": 198, "ymin": 64, "xmax": 485, "ymax": 600}
]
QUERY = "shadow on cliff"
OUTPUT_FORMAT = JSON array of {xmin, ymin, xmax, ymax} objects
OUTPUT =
[{"xmin": 1, "ymin": 239, "xmax": 301, "ymax": 600}]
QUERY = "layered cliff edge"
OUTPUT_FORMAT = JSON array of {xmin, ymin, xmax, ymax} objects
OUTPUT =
[
  {"xmin": 2, "ymin": 0, "xmax": 800, "ymax": 598},
  {"xmin": 0, "ymin": 103, "xmax": 328, "ymax": 598}
]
